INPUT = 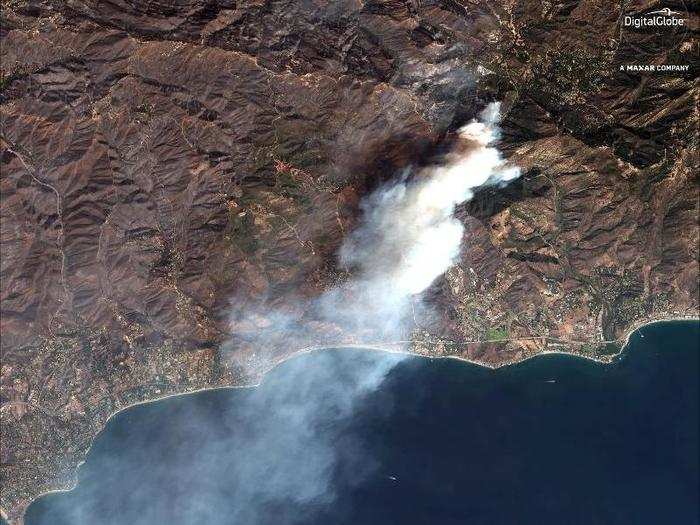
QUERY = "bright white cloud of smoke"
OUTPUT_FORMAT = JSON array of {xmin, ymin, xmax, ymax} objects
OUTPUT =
[
  {"xmin": 342, "ymin": 102, "xmax": 517, "ymax": 295},
  {"xmin": 319, "ymin": 101, "xmax": 520, "ymax": 338}
]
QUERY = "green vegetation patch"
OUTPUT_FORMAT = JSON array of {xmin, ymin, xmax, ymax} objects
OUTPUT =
[
  {"xmin": 486, "ymin": 326, "xmax": 508, "ymax": 341},
  {"xmin": 600, "ymin": 341, "xmax": 622, "ymax": 356},
  {"xmin": 227, "ymin": 210, "xmax": 258, "ymax": 253}
]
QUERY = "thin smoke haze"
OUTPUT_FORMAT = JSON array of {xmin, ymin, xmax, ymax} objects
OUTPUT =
[
  {"xmin": 202, "ymin": 103, "xmax": 520, "ymax": 523},
  {"xmin": 219, "ymin": 102, "xmax": 522, "ymax": 523},
  {"xmin": 210, "ymin": 102, "xmax": 520, "ymax": 521}
]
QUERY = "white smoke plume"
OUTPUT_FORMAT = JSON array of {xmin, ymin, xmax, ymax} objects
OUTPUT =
[
  {"xmin": 230, "ymin": 102, "xmax": 519, "ymax": 359},
  {"xmin": 330, "ymin": 101, "xmax": 520, "ymax": 337},
  {"xmin": 209, "ymin": 101, "xmax": 520, "ymax": 522},
  {"xmin": 210, "ymin": 102, "xmax": 520, "ymax": 519}
]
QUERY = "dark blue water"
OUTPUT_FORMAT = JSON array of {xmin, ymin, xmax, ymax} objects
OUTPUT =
[{"xmin": 27, "ymin": 321, "xmax": 698, "ymax": 524}]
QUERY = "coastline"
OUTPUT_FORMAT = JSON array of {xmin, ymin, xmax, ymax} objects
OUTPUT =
[{"xmin": 6, "ymin": 315, "xmax": 698, "ymax": 525}]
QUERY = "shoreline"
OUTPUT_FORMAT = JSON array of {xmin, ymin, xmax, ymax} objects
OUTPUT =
[{"xmin": 6, "ymin": 315, "xmax": 698, "ymax": 524}]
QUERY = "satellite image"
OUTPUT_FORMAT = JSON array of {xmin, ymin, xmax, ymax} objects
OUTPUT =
[{"xmin": 0, "ymin": 1, "xmax": 698, "ymax": 524}]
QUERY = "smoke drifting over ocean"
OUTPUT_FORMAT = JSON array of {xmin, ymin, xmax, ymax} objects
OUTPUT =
[
  {"xmin": 27, "ymin": 350, "xmax": 405, "ymax": 525},
  {"xmin": 28, "ymin": 104, "xmax": 519, "ymax": 525},
  {"xmin": 210, "ymin": 102, "xmax": 520, "ymax": 521}
]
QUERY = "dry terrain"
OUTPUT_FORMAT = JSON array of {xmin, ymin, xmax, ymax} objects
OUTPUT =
[{"xmin": 1, "ymin": 0, "xmax": 698, "ymax": 522}]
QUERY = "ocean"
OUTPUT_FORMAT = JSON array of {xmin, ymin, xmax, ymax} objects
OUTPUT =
[{"xmin": 26, "ymin": 320, "xmax": 699, "ymax": 524}]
